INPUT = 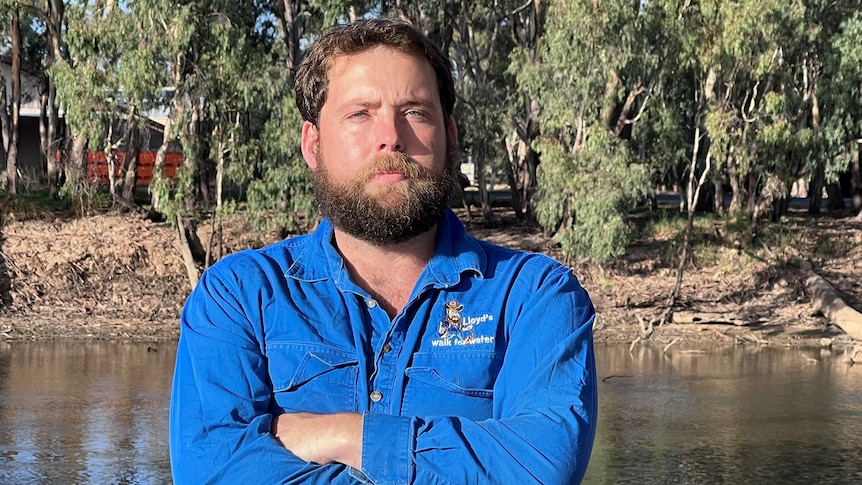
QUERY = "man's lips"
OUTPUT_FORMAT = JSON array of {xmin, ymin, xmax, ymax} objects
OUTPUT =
[{"xmin": 371, "ymin": 170, "xmax": 409, "ymax": 183}]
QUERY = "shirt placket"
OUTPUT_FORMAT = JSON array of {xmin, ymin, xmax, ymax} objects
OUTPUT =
[{"xmin": 363, "ymin": 297, "xmax": 402, "ymax": 413}]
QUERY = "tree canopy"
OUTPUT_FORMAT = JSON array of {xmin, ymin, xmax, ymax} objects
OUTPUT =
[{"xmin": 1, "ymin": 0, "xmax": 859, "ymax": 266}]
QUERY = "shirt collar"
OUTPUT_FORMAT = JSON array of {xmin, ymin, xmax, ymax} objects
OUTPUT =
[{"xmin": 284, "ymin": 207, "xmax": 485, "ymax": 287}]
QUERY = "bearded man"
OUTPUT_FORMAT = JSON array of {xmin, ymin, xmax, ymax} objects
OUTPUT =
[{"xmin": 170, "ymin": 18, "xmax": 598, "ymax": 485}]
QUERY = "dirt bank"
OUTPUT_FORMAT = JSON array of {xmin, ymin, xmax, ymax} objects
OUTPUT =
[{"xmin": 1, "ymin": 208, "xmax": 859, "ymax": 348}]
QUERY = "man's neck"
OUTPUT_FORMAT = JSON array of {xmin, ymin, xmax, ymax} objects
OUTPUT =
[{"xmin": 333, "ymin": 225, "xmax": 438, "ymax": 318}]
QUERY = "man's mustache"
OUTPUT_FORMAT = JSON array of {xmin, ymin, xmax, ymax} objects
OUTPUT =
[{"xmin": 358, "ymin": 152, "xmax": 433, "ymax": 182}]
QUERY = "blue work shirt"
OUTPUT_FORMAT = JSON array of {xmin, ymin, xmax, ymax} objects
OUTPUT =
[{"xmin": 170, "ymin": 207, "xmax": 597, "ymax": 484}]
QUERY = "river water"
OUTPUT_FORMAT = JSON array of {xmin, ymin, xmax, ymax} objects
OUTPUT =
[{"xmin": 0, "ymin": 341, "xmax": 859, "ymax": 484}]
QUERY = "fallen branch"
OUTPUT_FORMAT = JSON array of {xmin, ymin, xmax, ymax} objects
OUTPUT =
[
  {"xmin": 741, "ymin": 333, "xmax": 769, "ymax": 345},
  {"xmin": 803, "ymin": 262, "xmax": 862, "ymax": 340},
  {"xmin": 663, "ymin": 337, "xmax": 681, "ymax": 353},
  {"xmin": 637, "ymin": 314, "xmax": 654, "ymax": 339},
  {"xmin": 672, "ymin": 311, "xmax": 756, "ymax": 326},
  {"xmin": 629, "ymin": 336, "xmax": 641, "ymax": 353}
]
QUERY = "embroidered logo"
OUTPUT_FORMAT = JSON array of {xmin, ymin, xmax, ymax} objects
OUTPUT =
[{"xmin": 434, "ymin": 300, "xmax": 495, "ymax": 346}]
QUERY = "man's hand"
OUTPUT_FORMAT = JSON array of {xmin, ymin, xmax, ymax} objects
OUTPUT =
[{"xmin": 271, "ymin": 412, "xmax": 363, "ymax": 470}]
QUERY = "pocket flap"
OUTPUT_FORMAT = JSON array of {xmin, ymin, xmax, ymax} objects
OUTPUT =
[
  {"xmin": 268, "ymin": 343, "xmax": 358, "ymax": 392},
  {"xmin": 405, "ymin": 351, "xmax": 502, "ymax": 397}
]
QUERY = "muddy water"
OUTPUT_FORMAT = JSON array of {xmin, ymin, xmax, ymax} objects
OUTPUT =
[
  {"xmin": 0, "ymin": 341, "xmax": 860, "ymax": 484},
  {"xmin": 0, "ymin": 341, "xmax": 173, "ymax": 484},
  {"xmin": 585, "ymin": 343, "xmax": 862, "ymax": 484}
]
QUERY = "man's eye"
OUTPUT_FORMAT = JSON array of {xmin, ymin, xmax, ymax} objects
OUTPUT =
[
  {"xmin": 406, "ymin": 110, "xmax": 428, "ymax": 119},
  {"xmin": 348, "ymin": 112, "xmax": 369, "ymax": 119}
]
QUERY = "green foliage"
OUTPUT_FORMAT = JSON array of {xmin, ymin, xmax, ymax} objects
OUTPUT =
[
  {"xmin": 522, "ymin": 0, "xmax": 649, "ymax": 263},
  {"xmin": 7, "ymin": 0, "xmax": 862, "ymax": 266},
  {"xmin": 233, "ymin": 97, "xmax": 316, "ymax": 234},
  {"xmin": 534, "ymin": 128, "xmax": 647, "ymax": 263},
  {"xmin": 819, "ymin": 10, "xmax": 862, "ymax": 181}
]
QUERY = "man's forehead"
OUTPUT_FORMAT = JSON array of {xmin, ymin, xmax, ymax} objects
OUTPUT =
[
  {"xmin": 327, "ymin": 46, "xmax": 427, "ymax": 75},
  {"xmin": 322, "ymin": 48, "xmax": 440, "ymax": 107}
]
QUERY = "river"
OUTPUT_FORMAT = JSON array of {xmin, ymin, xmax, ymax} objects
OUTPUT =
[{"xmin": 0, "ymin": 341, "xmax": 859, "ymax": 484}]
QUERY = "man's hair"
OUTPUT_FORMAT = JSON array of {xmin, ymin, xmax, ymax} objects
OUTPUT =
[{"xmin": 294, "ymin": 18, "xmax": 455, "ymax": 125}]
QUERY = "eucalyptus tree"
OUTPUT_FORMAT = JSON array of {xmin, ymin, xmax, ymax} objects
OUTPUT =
[
  {"xmin": 216, "ymin": 0, "xmax": 317, "ymax": 240},
  {"xmin": 38, "ymin": 0, "xmax": 63, "ymax": 199},
  {"xmin": 0, "ymin": 0, "xmax": 64, "ymax": 198},
  {"xmin": 503, "ymin": 0, "xmax": 545, "ymax": 222},
  {"xmin": 8, "ymin": 1, "xmax": 65, "ymax": 199},
  {"xmin": 50, "ymin": 1, "xmax": 154, "ymax": 213},
  {"xmin": 446, "ymin": 0, "xmax": 518, "ymax": 225},
  {"xmin": 699, "ymin": 1, "xmax": 813, "ymax": 224},
  {"xmin": 2, "ymin": 0, "xmax": 53, "ymax": 198},
  {"xmin": 828, "ymin": 11, "xmax": 862, "ymax": 215},
  {"xmin": 811, "ymin": 3, "xmax": 862, "ymax": 215},
  {"xmin": 516, "ymin": 0, "xmax": 648, "ymax": 263},
  {"xmin": 1, "ymin": 0, "xmax": 22, "ymax": 197}
]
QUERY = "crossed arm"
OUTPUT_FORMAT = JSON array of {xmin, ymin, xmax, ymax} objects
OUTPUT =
[
  {"xmin": 270, "ymin": 412, "xmax": 363, "ymax": 470},
  {"xmin": 170, "ymin": 263, "xmax": 597, "ymax": 484}
]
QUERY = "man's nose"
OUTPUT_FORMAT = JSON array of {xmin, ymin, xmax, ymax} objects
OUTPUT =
[{"xmin": 374, "ymin": 114, "xmax": 404, "ymax": 153}]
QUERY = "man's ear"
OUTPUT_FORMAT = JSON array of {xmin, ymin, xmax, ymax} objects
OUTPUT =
[
  {"xmin": 301, "ymin": 121, "xmax": 320, "ymax": 170},
  {"xmin": 447, "ymin": 115, "xmax": 458, "ymax": 146}
]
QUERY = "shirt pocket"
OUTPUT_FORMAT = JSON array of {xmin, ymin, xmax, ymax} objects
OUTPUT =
[
  {"xmin": 402, "ymin": 351, "xmax": 503, "ymax": 421},
  {"xmin": 267, "ymin": 343, "xmax": 359, "ymax": 413}
]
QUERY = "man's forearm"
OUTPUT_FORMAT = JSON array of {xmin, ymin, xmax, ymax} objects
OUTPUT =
[{"xmin": 271, "ymin": 412, "xmax": 364, "ymax": 470}]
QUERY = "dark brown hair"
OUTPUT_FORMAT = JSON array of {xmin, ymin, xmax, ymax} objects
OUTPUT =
[{"xmin": 294, "ymin": 18, "xmax": 455, "ymax": 125}]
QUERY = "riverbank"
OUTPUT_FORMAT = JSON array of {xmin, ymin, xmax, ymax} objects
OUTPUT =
[{"xmin": 1, "ymin": 208, "xmax": 860, "ymax": 347}]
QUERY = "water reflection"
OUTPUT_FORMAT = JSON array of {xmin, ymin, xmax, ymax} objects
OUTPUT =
[
  {"xmin": 584, "ymin": 343, "xmax": 862, "ymax": 484},
  {"xmin": 1, "ymin": 341, "xmax": 860, "ymax": 484},
  {"xmin": 0, "ymin": 341, "xmax": 175, "ymax": 485}
]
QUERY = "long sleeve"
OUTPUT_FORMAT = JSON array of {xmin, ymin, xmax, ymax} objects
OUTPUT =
[
  {"xmin": 169, "ymin": 267, "xmax": 361, "ymax": 485},
  {"xmin": 169, "ymin": 213, "xmax": 599, "ymax": 484},
  {"xmin": 360, "ymin": 265, "xmax": 597, "ymax": 485}
]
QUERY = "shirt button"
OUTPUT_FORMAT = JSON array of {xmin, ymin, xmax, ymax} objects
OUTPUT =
[
  {"xmin": 382, "ymin": 343, "xmax": 392, "ymax": 354},
  {"xmin": 366, "ymin": 299, "xmax": 377, "ymax": 309},
  {"xmin": 370, "ymin": 390, "xmax": 383, "ymax": 402}
]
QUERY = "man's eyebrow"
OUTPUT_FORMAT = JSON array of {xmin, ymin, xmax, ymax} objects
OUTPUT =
[
  {"xmin": 340, "ymin": 100, "xmax": 375, "ymax": 108},
  {"xmin": 398, "ymin": 98, "xmax": 436, "ymax": 109}
]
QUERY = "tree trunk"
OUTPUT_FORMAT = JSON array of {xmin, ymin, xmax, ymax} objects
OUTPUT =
[
  {"xmin": 744, "ymin": 172, "xmax": 759, "ymax": 214},
  {"xmin": 39, "ymin": 82, "xmax": 49, "ymax": 174},
  {"xmin": 66, "ymin": 133, "xmax": 88, "ymax": 215},
  {"xmin": 152, "ymin": 104, "xmax": 179, "ymax": 213},
  {"xmin": 712, "ymin": 178, "xmax": 725, "ymax": 216},
  {"xmin": 475, "ymin": 155, "xmax": 496, "ymax": 226},
  {"xmin": 176, "ymin": 214, "xmax": 200, "ymax": 290},
  {"xmin": 44, "ymin": 0, "xmax": 64, "ymax": 199},
  {"xmin": 670, "ymin": 126, "xmax": 711, "ymax": 310},
  {"xmin": 504, "ymin": 132, "xmax": 528, "ymax": 221},
  {"xmin": 41, "ymin": 76, "xmax": 62, "ymax": 199},
  {"xmin": 851, "ymin": 145, "xmax": 861, "ymax": 213},
  {"xmin": 5, "ymin": 2, "xmax": 22, "ymax": 197},
  {"xmin": 178, "ymin": 93, "xmax": 204, "ymax": 212},
  {"xmin": 279, "ymin": 0, "xmax": 304, "ymax": 71},
  {"xmin": 808, "ymin": 164, "xmax": 825, "ymax": 214},
  {"xmin": 613, "ymin": 82, "xmax": 645, "ymax": 138},
  {"xmin": 121, "ymin": 116, "xmax": 141, "ymax": 203},
  {"xmin": 0, "ymin": 69, "xmax": 8, "ymax": 155},
  {"xmin": 824, "ymin": 182, "xmax": 846, "ymax": 212},
  {"xmin": 105, "ymin": 124, "xmax": 119, "ymax": 197},
  {"xmin": 727, "ymin": 153, "xmax": 745, "ymax": 213}
]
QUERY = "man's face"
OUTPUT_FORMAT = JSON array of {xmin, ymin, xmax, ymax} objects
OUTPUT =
[{"xmin": 300, "ymin": 46, "xmax": 457, "ymax": 244}]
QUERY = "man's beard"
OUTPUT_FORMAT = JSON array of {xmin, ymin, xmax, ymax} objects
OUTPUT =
[{"xmin": 313, "ymin": 149, "xmax": 456, "ymax": 245}]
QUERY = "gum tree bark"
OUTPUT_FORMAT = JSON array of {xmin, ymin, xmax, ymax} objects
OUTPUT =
[{"xmin": 4, "ymin": 1, "xmax": 22, "ymax": 197}]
